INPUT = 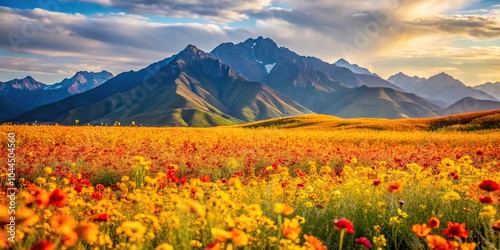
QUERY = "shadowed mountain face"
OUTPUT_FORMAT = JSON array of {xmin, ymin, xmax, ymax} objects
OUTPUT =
[
  {"xmin": 443, "ymin": 97, "xmax": 500, "ymax": 116},
  {"xmin": 211, "ymin": 37, "xmax": 403, "ymax": 113},
  {"xmin": 388, "ymin": 72, "xmax": 498, "ymax": 107},
  {"xmin": 12, "ymin": 45, "xmax": 312, "ymax": 126}
]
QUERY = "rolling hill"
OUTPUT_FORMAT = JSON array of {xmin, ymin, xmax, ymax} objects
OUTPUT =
[{"xmin": 240, "ymin": 110, "xmax": 500, "ymax": 131}]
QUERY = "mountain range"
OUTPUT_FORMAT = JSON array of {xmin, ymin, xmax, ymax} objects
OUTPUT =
[
  {"xmin": 2, "ymin": 37, "xmax": 500, "ymax": 126},
  {"xmin": 0, "ymin": 71, "xmax": 113, "ymax": 120}
]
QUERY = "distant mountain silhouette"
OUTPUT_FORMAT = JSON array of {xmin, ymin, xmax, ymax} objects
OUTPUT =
[
  {"xmin": 0, "ymin": 71, "xmax": 112, "ymax": 121},
  {"xmin": 474, "ymin": 82, "xmax": 500, "ymax": 100},
  {"xmin": 323, "ymin": 86, "xmax": 440, "ymax": 118},
  {"xmin": 388, "ymin": 72, "xmax": 498, "ymax": 107},
  {"xmin": 443, "ymin": 97, "xmax": 500, "ymax": 116}
]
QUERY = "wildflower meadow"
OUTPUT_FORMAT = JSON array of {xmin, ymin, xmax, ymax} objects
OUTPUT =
[{"xmin": 1, "ymin": 124, "xmax": 500, "ymax": 250}]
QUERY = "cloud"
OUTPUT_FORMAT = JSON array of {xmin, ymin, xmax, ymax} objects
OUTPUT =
[
  {"xmin": 408, "ymin": 15, "xmax": 500, "ymax": 39},
  {"xmin": 70, "ymin": 0, "xmax": 273, "ymax": 23},
  {"xmin": 0, "ymin": 7, "xmax": 252, "ymax": 80}
]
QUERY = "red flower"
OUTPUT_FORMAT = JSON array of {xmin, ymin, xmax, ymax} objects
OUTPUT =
[
  {"xmin": 334, "ymin": 218, "xmax": 354, "ymax": 234},
  {"xmin": 479, "ymin": 195, "xmax": 496, "ymax": 204},
  {"xmin": 442, "ymin": 222, "xmax": 468, "ymax": 238},
  {"xmin": 93, "ymin": 213, "xmax": 109, "ymax": 222},
  {"xmin": 31, "ymin": 240, "xmax": 54, "ymax": 250},
  {"xmin": 429, "ymin": 217, "xmax": 440, "ymax": 228},
  {"xmin": 297, "ymin": 181, "xmax": 306, "ymax": 188},
  {"xmin": 355, "ymin": 237, "xmax": 371, "ymax": 248},
  {"xmin": 373, "ymin": 179, "xmax": 381, "ymax": 186},
  {"xmin": 74, "ymin": 184, "xmax": 83, "ymax": 193},
  {"xmin": 95, "ymin": 184, "xmax": 104, "ymax": 191},
  {"xmin": 49, "ymin": 189, "xmax": 67, "ymax": 207},
  {"xmin": 296, "ymin": 169, "xmax": 307, "ymax": 177},
  {"xmin": 479, "ymin": 180, "xmax": 500, "ymax": 192},
  {"xmin": 91, "ymin": 192, "xmax": 103, "ymax": 200},
  {"xmin": 200, "ymin": 175, "xmax": 210, "ymax": 182}
]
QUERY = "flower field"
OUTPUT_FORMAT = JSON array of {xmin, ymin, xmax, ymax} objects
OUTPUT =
[{"xmin": 1, "ymin": 124, "xmax": 500, "ymax": 250}]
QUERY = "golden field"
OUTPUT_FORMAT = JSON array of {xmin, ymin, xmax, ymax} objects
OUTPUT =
[{"xmin": 1, "ymin": 113, "xmax": 500, "ymax": 250}]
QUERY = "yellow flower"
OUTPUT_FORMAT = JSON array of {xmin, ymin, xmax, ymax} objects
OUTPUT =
[
  {"xmin": 44, "ymin": 167, "xmax": 53, "ymax": 175},
  {"xmin": 388, "ymin": 216, "xmax": 401, "ymax": 226},
  {"xmin": 35, "ymin": 177, "xmax": 47, "ymax": 185},
  {"xmin": 121, "ymin": 176, "xmax": 130, "ymax": 182},
  {"xmin": 155, "ymin": 243, "xmax": 174, "ymax": 250},
  {"xmin": 189, "ymin": 240, "xmax": 203, "ymax": 248},
  {"xmin": 479, "ymin": 205, "xmax": 497, "ymax": 220},
  {"xmin": 373, "ymin": 235, "xmax": 387, "ymax": 249},
  {"xmin": 116, "ymin": 221, "xmax": 146, "ymax": 242},
  {"xmin": 397, "ymin": 209, "xmax": 408, "ymax": 218},
  {"xmin": 442, "ymin": 191, "xmax": 461, "ymax": 201},
  {"xmin": 274, "ymin": 203, "xmax": 294, "ymax": 216}
]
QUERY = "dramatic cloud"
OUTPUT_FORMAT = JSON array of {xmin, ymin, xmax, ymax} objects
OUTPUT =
[
  {"xmin": 408, "ymin": 15, "xmax": 500, "ymax": 39},
  {"xmin": 0, "ymin": 7, "xmax": 251, "ymax": 79},
  {"xmin": 71, "ymin": 0, "xmax": 273, "ymax": 22}
]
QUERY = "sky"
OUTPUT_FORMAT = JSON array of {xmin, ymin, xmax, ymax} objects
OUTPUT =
[{"xmin": 0, "ymin": 0, "xmax": 498, "ymax": 86}]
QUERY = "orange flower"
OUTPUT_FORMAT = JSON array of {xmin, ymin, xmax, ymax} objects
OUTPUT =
[
  {"xmin": 426, "ymin": 235, "xmax": 454, "ymax": 250},
  {"xmin": 411, "ymin": 223, "xmax": 432, "ymax": 237},
  {"xmin": 429, "ymin": 217, "xmax": 440, "ymax": 228},
  {"xmin": 386, "ymin": 182, "xmax": 402, "ymax": 193},
  {"xmin": 49, "ymin": 189, "xmax": 67, "ymax": 207},
  {"xmin": 478, "ymin": 180, "xmax": 500, "ymax": 192},
  {"xmin": 230, "ymin": 229, "xmax": 249, "ymax": 247},
  {"xmin": 458, "ymin": 242, "xmax": 477, "ymax": 250},
  {"xmin": 62, "ymin": 230, "xmax": 78, "ymax": 247},
  {"xmin": 334, "ymin": 218, "xmax": 354, "ymax": 234},
  {"xmin": 50, "ymin": 213, "xmax": 77, "ymax": 236},
  {"xmin": 282, "ymin": 218, "xmax": 302, "ymax": 240},
  {"xmin": 304, "ymin": 234, "xmax": 327, "ymax": 250},
  {"xmin": 296, "ymin": 169, "xmax": 307, "ymax": 177},
  {"xmin": 211, "ymin": 228, "xmax": 232, "ymax": 242},
  {"xmin": 274, "ymin": 203, "xmax": 294, "ymax": 216},
  {"xmin": 492, "ymin": 220, "xmax": 500, "ymax": 231},
  {"xmin": 76, "ymin": 221, "xmax": 99, "ymax": 243},
  {"xmin": 30, "ymin": 240, "xmax": 55, "ymax": 250},
  {"xmin": 0, "ymin": 230, "xmax": 10, "ymax": 249},
  {"xmin": 200, "ymin": 175, "xmax": 211, "ymax": 182},
  {"xmin": 442, "ymin": 222, "xmax": 468, "ymax": 238},
  {"xmin": 16, "ymin": 207, "xmax": 40, "ymax": 227}
]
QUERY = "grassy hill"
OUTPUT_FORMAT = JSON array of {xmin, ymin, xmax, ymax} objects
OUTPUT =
[{"xmin": 239, "ymin": 110, "xmax": 500, "ymax": 131}]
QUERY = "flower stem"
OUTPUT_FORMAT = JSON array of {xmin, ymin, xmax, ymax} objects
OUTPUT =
[{"xmin": 338, "ymin": 229, "xmax": 345, "ymax": 250}]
